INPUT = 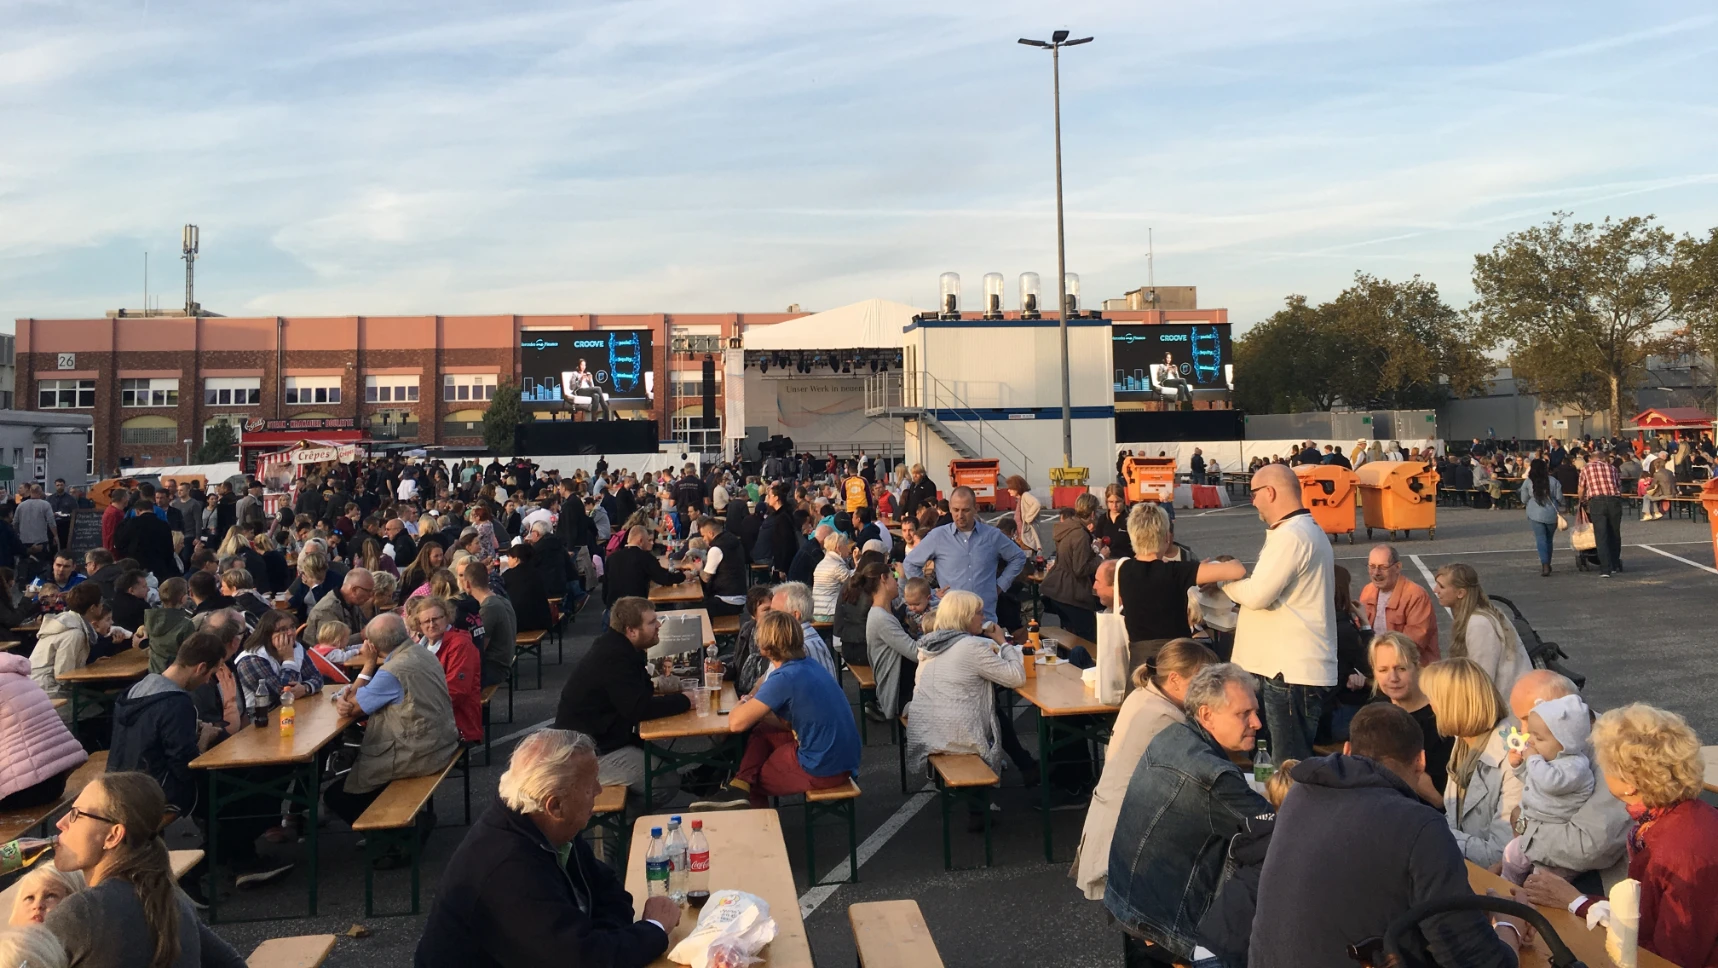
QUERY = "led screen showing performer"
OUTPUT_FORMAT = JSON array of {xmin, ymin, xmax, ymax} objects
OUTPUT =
[
  {"xmin": 519, "ymin": 330, "xmax": 655, "ymax": 416},
  {"xmin": 1111, "ymin": 324, "xmax": 1232, "ymax": 401}
]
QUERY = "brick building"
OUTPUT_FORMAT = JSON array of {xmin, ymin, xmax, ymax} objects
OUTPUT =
[{"xmin": 13, "ymin": 311, "xmax": 799, "ymax": 476}]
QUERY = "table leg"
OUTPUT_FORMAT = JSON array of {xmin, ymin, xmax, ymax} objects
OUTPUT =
[
  {"xmin": 207, "ymin": 770, "xmax": 222, "ymax": 923},
  {"xmin": 305, "ymin": 757, "xmax": 320, "ymax": 916},
  {"xmin": 1038, "ymin": 711, "xmax": 1053, "ymax": 862},
  {"xmin": 643, "ymin": 743, "xmax": 654, "ymax": 807}
]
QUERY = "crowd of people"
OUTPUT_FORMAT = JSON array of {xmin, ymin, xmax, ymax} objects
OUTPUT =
[{"xmin": 2, "ymin": 447, "xmax": 1715, "ymax": 968}]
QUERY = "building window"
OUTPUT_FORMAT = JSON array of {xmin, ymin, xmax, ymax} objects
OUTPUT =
[
  {"xmin": 119, "ymin": 415, "xmax": 179, "ymax": 446},
  {"xmin": 284, "ymin": 376, "xmax": 341, "ymax": 405},
  {"xmin": 84, "ymin": 430, "xmax": 93, "ymax": 479},
  {"xmin": 120, "ymin": 378, "xmax": 179, "ymax": 408},
  {"xmin": 38, "ymin": 380, "xmax": 95, "ymax": 409},
  {"xmin": 203, "ymin": 414, "xmax": 247, "ymax": 443},
  {"xmin": 205, "ymin": 377, "xmax": 261, "ymax": 406},
  {"xmin": 365, "ymin": 375, "xmax": 420, "ymax": 404},
  {"xmin": 443, "ymin": 374, "xmax": 497, "ymax": 402}
]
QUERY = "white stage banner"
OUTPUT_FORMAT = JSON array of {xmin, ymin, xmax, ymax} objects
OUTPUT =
[{"xmin": 724, "ymin": 349, "xmax": 746, "ymax": 439}]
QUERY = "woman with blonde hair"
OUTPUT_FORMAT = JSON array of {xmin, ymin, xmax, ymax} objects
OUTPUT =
[
  {"xmin": 1431, "ymin": 563, "xmax": 1532, "ymax": 698},
  {"xmin": 1114, "ymin": 502, "xmax": 1244, "ymax": 672},
  {"xmin": 1516, "ymin": 703, "xmax": 1718, "ymax": 966},
  {"xmin": 1420, "ymin": 657, "xmax": 1521, "ymax": 867},
  {"xmin": 1073, "ymin": 637, "xmax": 1217, "ymax": 899},
  {"xmin": 903, "ymin": 590, "xmax": 1026, "ymax": 828},
  {"xmin": 42, "ymin": 772, "xmax": 244, "ymax": 968},
  {"xmin": 1367, "ymin": 631, "xmax": 1452, "ymax": 799}
]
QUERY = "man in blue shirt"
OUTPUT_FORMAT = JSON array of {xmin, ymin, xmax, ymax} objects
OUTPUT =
[
  {"xmin": 724, "ymin": 612, "xmax": 860, "ymax": 807},
  {"xmin": 903, "ymin": 486, "xmax": 1027, "ymax": 625}
]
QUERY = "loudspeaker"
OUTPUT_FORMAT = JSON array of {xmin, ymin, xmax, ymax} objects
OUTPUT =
[{"xmin": 702, "ymin": 355, "xmax": 717, "ymax": 425}]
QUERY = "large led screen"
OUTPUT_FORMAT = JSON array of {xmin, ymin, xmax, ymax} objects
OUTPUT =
[
  {"xmin": 519, "ymin": 330, "xmax": 655, "ymax": 406},
  {"xmin": 1112, "ymin": 324, "xmax": 1232, "ymax": 400}
]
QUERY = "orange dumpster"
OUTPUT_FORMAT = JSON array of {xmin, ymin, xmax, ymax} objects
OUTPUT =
[
  {"xmin": 1702, "ymin": 479, "xmax": 1718, "ymax": 566},
  {"xmin": 1293, "ymin": 464, "xmax": 1358, "ymax": 543},
  {"xmin": 1123, "ymin": 457, "xmax": 1177, "ymax": 505},
  {"xmin": 948, "ymin": 459, "xmax": 1002, "ymax": 510},
  {"xmin": 1356, "ymin": 461, "xmax": 1441, "ymax": 541}
]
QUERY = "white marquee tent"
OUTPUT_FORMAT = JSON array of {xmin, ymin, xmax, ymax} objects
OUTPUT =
[{"xmin": 741, "ymin": 298, "xmax": 917, "ymax": 351}]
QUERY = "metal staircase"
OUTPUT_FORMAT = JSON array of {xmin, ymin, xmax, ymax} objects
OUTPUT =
[{"xmin": 863, "ymin": 371, "xmax": 1031, "ymax": 481}]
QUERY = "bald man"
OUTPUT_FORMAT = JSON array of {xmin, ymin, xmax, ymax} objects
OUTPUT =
[
  {"xmin": 1222, "ymin": 462, "xmax": 1337, "ymax": 761},
  {"xmin": 1505, "ymin": 671, "xmax": 1629, "ymax": 883}
]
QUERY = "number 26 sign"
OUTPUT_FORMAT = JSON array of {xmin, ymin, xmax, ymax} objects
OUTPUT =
[{"xmin": 56, "ymin": 353, "xmax": 75, "ymax": 369}]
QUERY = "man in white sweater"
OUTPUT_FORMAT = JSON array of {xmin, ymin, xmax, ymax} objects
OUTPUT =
[{"xmin": 1221, "ymin": 462, "xmax": 1336, "ymax": 760}]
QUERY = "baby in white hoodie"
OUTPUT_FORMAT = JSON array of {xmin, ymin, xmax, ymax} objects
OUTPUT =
[{"xmin": 1502, "ymin": 692, "xmax": 1595, "ymax": 884}]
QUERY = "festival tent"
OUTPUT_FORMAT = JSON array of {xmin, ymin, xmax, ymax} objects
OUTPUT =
[{"xmin": 741, "ymin": 298, "xmax": 917, "ymax": 351}]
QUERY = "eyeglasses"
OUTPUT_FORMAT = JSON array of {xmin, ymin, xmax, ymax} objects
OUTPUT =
[{"xmin": 65, "ymin": 806, "xmax": 120, "ymax": 827}]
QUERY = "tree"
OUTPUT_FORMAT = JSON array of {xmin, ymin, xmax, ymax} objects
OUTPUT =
[
  {"xmin": 1471, "ymin": 213, "xmax": 1680, "ymax": 431},
  {"xmin": 1671, "ymin": 226, "xmax": 1718, "ymax": 360},
  {"xmin": 195, "ymin": 423, "xmax": 237, "ymax": 463},
  {"xmin": 482, "ymin": 381, "xmax": 524, "ymax": 456},
  {"xmin": 1234, "ymin": 275, "xmax": 1488, "ymax": 414}
]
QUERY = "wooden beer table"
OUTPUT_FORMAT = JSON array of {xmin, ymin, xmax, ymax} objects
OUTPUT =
[
  {"xmin": 638, "ymin": 682, "xmax": 741, "ymax": 806},
  {"xmin": 650, "ymin": 558, "xmax": 705, "ymax": 609},
  {"xmin": 57, "ymin": 647, "xmax": 150, "ymax": 722},
  {"xmin": 1017, "ymin": 626, "xmax": 1119, "ymax": 862},
  {"xmin": 189, "ymin": 691, "xmax": 358, "ymax": 922},
  {"xmin": 625, "ymin": 809, "xmax": 814, "ymax": 968},
  {"xmin": 1467, "ymin": 861, "xmax": 1676, "ymax": 968}
]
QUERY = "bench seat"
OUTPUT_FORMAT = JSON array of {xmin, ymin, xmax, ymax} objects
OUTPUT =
[
  {"xmin": 353, "ymin": 749, "xmax": 466, "ymax": 916},
  {"xmin": 849, "ymin": 900, "xmax": 945, "ymax": 968},
  {"xmin": 247, "ymin": 935, "xmax": 337, "ymax": 968},
  {"xmin": 929, "ymin": 753, "xmax": 997, "ymax": 788}
]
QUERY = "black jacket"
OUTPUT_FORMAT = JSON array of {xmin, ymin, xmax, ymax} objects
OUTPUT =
[
  {"xmin": 531, "ymin": 533, "xmax": 571, "ymax": 595},
  {"xmin": 390, "ymin": 532, "xmax": 419, "ymax": 570},
  {"xmin": 833, "ymin": 595, "xmax": 869, "ymax": 664},
  {"xmin": 115, "ymin": 512, "xmax": 177, "ymax": 583},
  {"xmin": 703, "ymin": 530, "xmax": 747, "ymax": 599},
  {"xmin": 768, "ymin": 508, "xmax": 799, "ymax": 577},
  {"xmin": 110, "ymin": 590, "xmax": 148, "ymax": 633},
  {"xmin": 260, "ymin": 549, "xmax": 291, "ymax": 594},
  {"xmin": 1250, "ymin": 755, "xmax": 1516, "ymax": 968},
  {"xmin": 1195, "ymin": 812, "xmax": 1275, "ymax": 968},
  {"xmin": 787, "ymin": 533, "xmax": 822, "ymax": 585},
  {"xmin": 900, "ymin": 475, "xmax": 937, "ymax": 519},
  {"xmin": 504, "ymin": 564, "xmax": 555, "ymax": 632},
  {"xmin": 730, "ymin": 507, "xmax": 763, "ymax": 560},
  {"xmin": 554, "ymin": 628, "xmax": 690, "ymax": 753},
  {"xmin": 602, "ymin": 545, "xmax": 681, "ymax": 606},
  {"xmin": 86, "ymin": 563, "xmax": 127, "ymax": 604},
  {"xmin": 556, "ymin": 497, "xmax": 591, "ymax": 550},
  {"xmin": 673, "ymin": 475, "xmax": 707, "ymax": 513},
  {"xmin": 108, "ymin": 674, "xmax": 200, "ymax": 814},
  {"xmin": 414, "ymin": 801, "xmax": 668, "ymax": 968}
]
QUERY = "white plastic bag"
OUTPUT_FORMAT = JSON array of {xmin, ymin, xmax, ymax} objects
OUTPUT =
[
  {"xmin": 1093, "ymin": 561, "xmax": 1131, "ymax": 706},
  {"xmin": 667, "ymin": 890, "xmax": 777, "ymax": 968}
]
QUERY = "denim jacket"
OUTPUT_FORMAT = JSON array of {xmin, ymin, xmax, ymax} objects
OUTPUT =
[{"xmin": 1104, "ymin": 719, "xmax": 1272, "ymax": 958}]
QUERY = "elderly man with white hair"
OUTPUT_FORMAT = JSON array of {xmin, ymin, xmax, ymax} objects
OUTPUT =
[
  {"xmin": 415, "ymin": 729, "xmax": 679, "ymax": 968},
  {"xmin": 769, "ymin": 582, "xmax": 838, "ymax": 681},
  {"xmin": 325, "ymin": 612, "xmax": 459, "ymax": 834}
]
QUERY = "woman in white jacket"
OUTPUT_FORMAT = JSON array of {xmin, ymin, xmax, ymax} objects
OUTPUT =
[
  {"xmin": 1071, "ymin": 637, "xmax": 1216, "ymax": 899},
  {"xmin": 811, "ymin": 532, "xmax": 854, "ymax": 620},
  {"xmin": 1433, "ymin": 563, "xmax": 1534, "ymax": 700},
  {"xmin": 29, "ymin": 584, "xmax": 135, "ymax": 721},
  {"xmin": 1422, "ymin": 657, "xmax": 1524, "ymax": 868},
  {"xmin": 1004, "ymin": 476, "xmax": 1043, "ymax": 555}
]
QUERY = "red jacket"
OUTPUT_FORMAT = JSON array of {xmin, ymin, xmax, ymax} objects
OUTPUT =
[
  {"xmin": 1632, "ymin": 798, "xmax": 1718, "ymax": 967},
  {"xmin": 101, "ymin": 503, "xmax": 124, "ymax": 552},
  {"xmin": 428, "ymin": 629, "xmax": 484, "ymax": 743}
]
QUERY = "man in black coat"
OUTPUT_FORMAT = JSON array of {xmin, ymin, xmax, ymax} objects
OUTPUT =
[
  {"xmin": 414, "ymin": 729, "xmax": 678, "ymax": 968},
  {"xmin": 601, "ymin": 526, "xmax": 684, "ymax": 606},
  {"xmin": 1248, "ymin": 704, "xmax": 1526, "ymax": 968},
  {"xmin": 787, "ymin": 518, "xmax": 825, "ymax": 586},
  {"xmin": 553, "ymin": 598, "xmax": 690, "ymax": 797},
  {"xmin": 899, "ymin": 464, "xmax": 937, "ymax": 521},
  {"xmin": 115, "ymin": 503, "xmax": 179, "ymax": 584},
  {"xmin": 525, "ymin": 522, "xmax": 572, "ymax": 601}
]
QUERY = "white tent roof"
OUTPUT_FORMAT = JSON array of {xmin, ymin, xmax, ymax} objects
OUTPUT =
[{"xmin": 742, "ymin": 298, "xmax": 917, "ymax": 351}]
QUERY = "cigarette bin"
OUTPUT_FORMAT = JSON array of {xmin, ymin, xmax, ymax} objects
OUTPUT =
[
  {"xmin": 1293, "ymin": 464, "xmax": 1359, "ymax": 543},
  {"xmin": 1356, "ymin": 461, "xmax": 1441, "ymax": 541},
  {"xmin": 1123, "ymin": 457, "xmax": 1178, "ymax": 505},
  {"xmin": 948, "ymin": 459, "xmax": 1002, "ymax": 510}
]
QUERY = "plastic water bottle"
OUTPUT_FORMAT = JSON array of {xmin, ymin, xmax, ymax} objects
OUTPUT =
[
  {"xmin": 1252, "ymin": 739, "xmax": 1275, "ymax": 783},
  {"xmin": 666, "ymin": 817, "xmax": 689, "ymax": 902},
  {"xmin": 686, "ymin": 820, "xmax": 710, "ymax": 895},
  {"xmin": 644, "ymin": 827, "xmax": 669, "ymax": 898}
]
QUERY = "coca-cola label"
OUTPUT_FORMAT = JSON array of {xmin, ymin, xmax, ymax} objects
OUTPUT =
[{"xmin": 688, "ymin": 850, "xmax": 710, "ymax": 873}]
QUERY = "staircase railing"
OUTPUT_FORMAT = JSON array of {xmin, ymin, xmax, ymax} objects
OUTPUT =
[{"xmin": 867, "ymin": 371, "xmax": 1033, "ymax": 482}]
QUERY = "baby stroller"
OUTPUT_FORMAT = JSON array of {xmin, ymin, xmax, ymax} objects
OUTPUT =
[
  {"xmin": 1490, "ymin": 595, "xmax": 1585, "ymax": 689},
  {"xmin": 1567, "ymin": 509, "xmax": 1601, "ymax": 572}
]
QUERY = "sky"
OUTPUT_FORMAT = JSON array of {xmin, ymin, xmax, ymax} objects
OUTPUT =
[{"xmin": 3, "ymin": 0, "xmax": 1718, "ymax": 334}]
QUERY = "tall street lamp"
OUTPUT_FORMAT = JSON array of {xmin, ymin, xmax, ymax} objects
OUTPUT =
[{"xmin": 1019, "ymin": 29, "xmax": 1091, "ymax": 470}]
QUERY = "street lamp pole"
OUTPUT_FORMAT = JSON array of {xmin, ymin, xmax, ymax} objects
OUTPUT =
[{"xmin": 1020, "ymin": 30, "xmax": 1092, "ymax": 470}]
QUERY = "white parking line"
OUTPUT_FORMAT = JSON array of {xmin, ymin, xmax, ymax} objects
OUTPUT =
[
  {"xmin": 1637, "ymin": 544, "xmax": 1718, "ymax": 576},
  {"xmin": 1406, "ymin": 555, "xmax": 1449, "ymax": 616},
  {"xmin": 798, "ymin": 791, "xmax": 936, "ymax": 917}
]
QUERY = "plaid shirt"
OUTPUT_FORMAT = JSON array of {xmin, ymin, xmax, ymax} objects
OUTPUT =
[
  {"xmin": 234, "ymin": 645, "xmax": 324, "ymax": 713},
  {"xmin": 1578, "ymin": 458, "xmax": 1620, "ymax": 498}
]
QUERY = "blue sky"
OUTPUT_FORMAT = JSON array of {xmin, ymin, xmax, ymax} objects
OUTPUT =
[{"xmin": 3, "ymin": 0, "xmax": 1717, "ymax": 333}]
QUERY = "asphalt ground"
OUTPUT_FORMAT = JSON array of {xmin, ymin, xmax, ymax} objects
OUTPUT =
[{"xmin": 186, "ymin": 502, "xmax": 1718, "ymax": 967}]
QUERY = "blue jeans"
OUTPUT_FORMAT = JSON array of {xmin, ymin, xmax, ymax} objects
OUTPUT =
[
  {"xmin": 1529, "ymin": 519, "xmax": 1556, "ymax": 565},
  {"xmin": 1255, "ymin": 674, "xmax": 1331, "ymax": 762}
]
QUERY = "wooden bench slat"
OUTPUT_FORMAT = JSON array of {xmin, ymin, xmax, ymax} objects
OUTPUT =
[
  {"xmin": 848, "ymin": 663, "xmax": 876, "ymax": 689},
  {"xmin": 516, "ymin": 629, "xmax": 547, "ymax": 645},
  {"xmin": 592, "ymin": 784, "xmax": 628, "ymax": 815},
  {"xmin": 849, "ymin": 900, "xmax": 945, "ymax": 968},
  {"xmin": 711, "ymin": 615, "xmax": 742, "ymax": 636},
  {"xmin": 247, "ymin": 934, "xmax": 337, "ymax": 968},
  {"xmin": 0, "ymin": 751, "xmax": 108, "ymax": 842},
  {"xmin": 805, "ymin": 778, "xmax": 861, "ymax": 802},
  {"xmin": 929, "ymin": 753, "xmax": 998, "ymax": 789},
  {"xmin": 351, "ymin": 751, "xmax": 462, "ymax": 832}
]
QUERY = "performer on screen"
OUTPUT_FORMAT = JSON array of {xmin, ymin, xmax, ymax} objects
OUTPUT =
[
  {"xmin": 1154, "ymin": 352, "xmax": 1186, "ymax": 402},
  {"xmin": 564, "ymin": 358, "xmax": 613, "ymax": 420}
]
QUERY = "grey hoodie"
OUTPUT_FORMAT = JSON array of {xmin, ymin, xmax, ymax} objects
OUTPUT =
[{"xmin": 914, "ymin": 627, "xmax": 969, "ymax": 658}]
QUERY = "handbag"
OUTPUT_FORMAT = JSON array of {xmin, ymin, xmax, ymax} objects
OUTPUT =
[
  {"xmin": 1555, "ymin": 512, "xmax": 1569, "ymax": 532},
  {"xmin": 1568, "ymin": 510, "xmax": 1595, "ymax": 552},
  {"xmin": 1094, "ymin": 560, "xmax": 1132, "ymax": 706}
]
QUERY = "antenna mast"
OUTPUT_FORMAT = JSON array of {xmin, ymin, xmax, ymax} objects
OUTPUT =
[
  {"xmin": 181, "ymin": 224, "xmax": 199, "ymax": 315},
  {"xmin": 1147, "ymin": 227, "xmax": 1155, "ymax": 289}
]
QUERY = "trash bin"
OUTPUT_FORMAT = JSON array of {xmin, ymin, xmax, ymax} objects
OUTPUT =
[
  {"xmin": 1293, "ymin": 464, "xmax": 1359, "ymax": 543},
  {"xmin": 1123, "ymin": 457, "xmax": 1177, "ymax": 505},
  {"xmin": 948, "ymin": 459, "xmax": 1002, "ymax": 509},
  {"xmin": 1356, "ymin": 461, "xmax": 1441, "ymax": 541},
  {"xmin": 1703, "ymin": 479, "xmax": 1718, "ymax": 565}
]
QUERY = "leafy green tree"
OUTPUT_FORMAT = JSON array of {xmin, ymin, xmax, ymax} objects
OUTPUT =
[
  {"xmin": 1234, "ymin": 295, "xmax": 1344, "ymax": 414},
  {"xmin": 195, "ymin": 422, "xmax": 237, "ymax": 463},
  {"xmin": 482, "ymin": 381, "xmax": 524, "ymax": 456},
  {"xmin": 1472, "ymin": 213, "xmax": 1680, "ymax": 430},
  {"xmin": 1671, "ymin": 226, "xmax": 1718, "ymax": 360}
]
